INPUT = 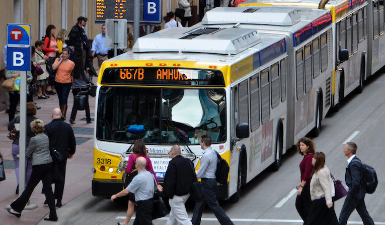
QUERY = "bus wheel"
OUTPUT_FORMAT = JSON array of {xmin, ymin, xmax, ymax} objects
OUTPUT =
[
  {"xmin": 312, "ymin": 101, "xmax": 322, "ymax": 137},
  {"xmin": 272, "ymin": 130, "xmax": 283, "ymax": 171},
  {"xmin": 334, "ymin": 70, "xmax": 344, "ymax": 112},
  {"xmin": 357, "ymin": 58, "xmax": 365, "ymax": 94}
]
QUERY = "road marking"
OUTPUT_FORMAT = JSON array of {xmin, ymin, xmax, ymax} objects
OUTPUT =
[
  {"xmin": 275, "ymin": 189, "xmax": 297, "ymax": 208},
  {"xmin": 343, "ymin": 131, "xmax": 360, "ymax": 144},
  {"xmin": 116, "ymin": 217, "xmax": 385, "ymax": 224}
]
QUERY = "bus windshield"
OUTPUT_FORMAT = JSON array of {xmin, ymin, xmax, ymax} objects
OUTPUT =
[{"xmin": 97, "ymin": 87, "xmax": 226, "ymax": 144}]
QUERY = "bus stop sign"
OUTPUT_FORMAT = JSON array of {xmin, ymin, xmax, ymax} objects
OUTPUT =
[{"xmin": 7, "ymin": 24, "xmax": 31, "ymax": 71}]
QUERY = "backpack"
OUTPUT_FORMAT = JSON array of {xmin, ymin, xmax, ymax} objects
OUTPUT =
[
  {"xmin": 215, "ymin": 152, "xmax": 229, "ymax": 184},
  {"xmin": 46, "ymin": 56, "xmax": 57, "ymax": 76},
  {"xmin": 353, "ymin": 159, "xmax": 378, "ymax": 194}
]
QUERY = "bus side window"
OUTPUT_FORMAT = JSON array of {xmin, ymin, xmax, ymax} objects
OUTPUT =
[
  {"xmin": 280, "ymin": 59, "xmax": 287, "ymax": 102},
  {"xmin": 238, "ymin": 80, "xmax": 249, "ymax": 125},
  {"xmin": 250, "ymin": 74, "xmax": 260, "ymax": 131},
  {"xmin": 304, "ymin": 43, "xmax": 312, "ymax": 92},
  {"xmin": 346, "ymin": 16, "xmax": 352, "ymax": 54},
  {"xmin": 340, "ymin": 19, "xmax": 346, "ymax": 51},
  {"xmin": 231, "ymin": 86, "xmax": 239, "ymax": 139},
  {"xmin": 321, "ymin": 32, "xmax": 328, "ymax": 72},
  {"xmin": 313, "ymin": 38, "xmax": 320, "ymax": 78},
  {"xmin": 358, "ymin": 9, "xmax": 364, "ymax": 42},
  {"xmin": 271, "ymin": 63, "xmax": 280, "ymax": 108},
  {"xmin": 378, "ymin": 2, "xmax": 385, "ymax": 35},
  {"xmin": 296, "ymin": 49, "xmax": 304, "ymax": 99},
  {"xmin": 364, "ymin": 7, "xmax": 367, "ymax": 38},
  {"xmin": 261, "ymin": 69, "xmax": 270, "ymax": 124},
  {"xmin": 374, "ymin": 1, "xmax": 379, "ymax": 38},
  {"xmin": 353, "ymin": 14, "xmax": 358, "ymax": 53}
]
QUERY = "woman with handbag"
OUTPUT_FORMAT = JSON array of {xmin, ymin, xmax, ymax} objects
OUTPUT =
[
  {"xmin": 33, "ymin": 40, "xmax": 50, "ymax": 99},
  {"xmin": 306, "ymin": 152, "xmax": 339, "ymax": 225},
  {"xmin": 52, "ymin": 48, "xmax": 75, "ymax": 120},
  {"xmin": 178, "ymin": 0, "xmax": 192, "ymax": 27},
  {"xmin": 295, "ymin": 137, "xmax": 315, "ymax": 225},
  {"xmin": 118, "ymin": 139, "xmax": 163, "ymax": 225},
  {"xmin": 69, "ymin": 69, "xmax": 91, "ymax": 124},
  {"xmin": 8, "ymin": 102, "xmax": 38, "ymax": 194},
  {"xmin": 7, "ymin": 119, "xmax": 58, "ymax": 221},
  {"xmin": 43, "ymin": 24, "xmax": 58, "ymax": 95}
]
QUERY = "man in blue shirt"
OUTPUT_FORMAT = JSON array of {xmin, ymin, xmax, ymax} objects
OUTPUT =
[
  {"xmin": 192, "ymin": 135, "xmax": 234, "ymax": 225},
  {"xmin": 91, "ymin": 24, "xmax": 110, "ymax": 68}
]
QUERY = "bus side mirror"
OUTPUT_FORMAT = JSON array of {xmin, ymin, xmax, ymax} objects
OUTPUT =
[
  {"xmin": 339, "ymin": 49, "xmax": 349, "ymax": 62},
  {"xmin": 236, "ymin": 123, "xmax": 249, "ymax": 139}
]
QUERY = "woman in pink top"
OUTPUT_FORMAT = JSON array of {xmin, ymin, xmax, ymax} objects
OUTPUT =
[
  {"xmin": 43, "ymin": 25, "xmax": 58, "ymax": 95},
  {"xmin": 295, "ymin": 137, "xmax": 315, "ymax": 225},
  {"xmin": 120, "ymin": 139, "xmax": 162, "ymax": 225}
]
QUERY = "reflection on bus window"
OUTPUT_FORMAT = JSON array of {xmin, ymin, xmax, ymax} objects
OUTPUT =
[{"xmin": 96, "ymin": 87, "xmax": 226, "ymax": 144}]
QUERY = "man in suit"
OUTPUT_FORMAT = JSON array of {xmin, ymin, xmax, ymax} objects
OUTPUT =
[
  {"xmin": 339, "ymin": 142, "xmax": 374, "ymax": 225},
  {"xmin": 45, "ymin": 108, "xmax": 76, "ymax": 207},
  {"xmin": 163, "ymin": 145, "xmax": 194, "ymax": 225}
]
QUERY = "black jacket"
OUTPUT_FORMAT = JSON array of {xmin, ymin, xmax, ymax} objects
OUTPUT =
[
  {"xmin": 345, "ymin": 156, "xmax": 365, "ymax": 199},
  {"xmin": 68, "ymin": 24, "xmax": 84, "ymax": 52},
  {"xmin": 163, "ymin": 155, "xmax": 195, "ymax": 199},
  {"xmin": 45, "ymin": 119, "xmax": 76, "ymax": 159}
]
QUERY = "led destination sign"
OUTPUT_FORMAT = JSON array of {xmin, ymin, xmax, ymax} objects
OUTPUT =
[{"xmin": 101, "ymin": 67, "xmax": 225, "ymax": 86}]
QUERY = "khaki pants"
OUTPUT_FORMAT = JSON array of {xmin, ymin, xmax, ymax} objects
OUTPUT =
[{"xmin": 96, "ymin": 54, "xmax": 108, "ymax": 68}]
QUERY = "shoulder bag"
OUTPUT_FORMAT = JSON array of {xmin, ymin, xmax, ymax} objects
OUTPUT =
[
  {"xmin": 124, "ymin": 154, "xmax": 138, "ymax": 188},
  {"xmin": 331, "ymin": 173, "xmax": 347, "ymax": 201},
  {"xmin": 2, "ymin": 78, "xmax": 15, "ymax": 91},
  {"xmin": 190, "ymin": 159, "xmax": 204, "ymax": 201},
  {"xmin": 175, "ymin": 8, "xmax": 185, "ymax": 19},
  {"xmin": 7, "ymin": 117, "xmax": 20, "ymax": 140}
]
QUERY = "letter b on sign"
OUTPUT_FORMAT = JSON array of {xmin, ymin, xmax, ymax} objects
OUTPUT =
[
  {"xmin": 143, "ymin": 0, "xmax": 160, "ymax": 22},
  {"xmin": 13, "ymin": 52, "xmax": 24, "ymax": 66}
]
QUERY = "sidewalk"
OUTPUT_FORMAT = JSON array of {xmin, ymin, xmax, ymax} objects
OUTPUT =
[{"xmin": 0, "ymin": 80, "xmax": 97, "ymax": 224}]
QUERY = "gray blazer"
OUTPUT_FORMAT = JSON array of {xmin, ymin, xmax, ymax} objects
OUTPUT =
[{"xmin": 26, "ymin": 133, "xmax": 53, "ymax": 166}]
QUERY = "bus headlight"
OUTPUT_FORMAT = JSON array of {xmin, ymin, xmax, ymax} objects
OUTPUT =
[
  {"xmin": 91, "ymin": 168, "xmax": 96, "ymax": 173},
  {"xmin": 108, "ymin": 167, "xmax": 114, "ymax": 173}
]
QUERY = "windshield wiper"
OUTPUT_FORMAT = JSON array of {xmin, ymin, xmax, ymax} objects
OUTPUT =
[{"xmin": 164, "ymin": 99, "xmax": 197, "ymax": 161}]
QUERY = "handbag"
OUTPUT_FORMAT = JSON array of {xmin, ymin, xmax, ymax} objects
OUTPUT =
[
  {"xmin": 189, "ymin": 161, "xmax": 204, "ymax": 201},
  {"xmin": 124, "ymin": 169, "xmax": 138, "ymax": 188},
  {"xmin": 87, "ymin": 82, "xmax": 97, "ymax": 97},
  {"xmin": 51, "ymin": 149, "xmax": 65, "ymax": 163},
  {"xmin": 331, "ymin": 173, "xmax": 348, "ymax": 201},
  {"xmin": 13, "ymin": 77, "xmax": 21, "ymax": 91},
  {"xmin": 0, "ymin": 153, "xmax": 6, "ymax": 182},
  {"xmin": 74, "ymin": 92, "xmax": 87, "ymax": 111},
  {"xmin": 152, "ymin": 191, "xmax": 170, "ymax": 220},
  {"xmin": 35, "ymin": 65, "xmax": 44, "ymax": 76},
  {"xmin": 7, "ymin": 117, "xmax": 19, "ymax": 140},
  {"xmin": 2, "ymin": 78, "xmax": 15, "ymax": 91},
  {"xmin": 175, "ymin": 8, "xmax": 185, "ymax": 18}
]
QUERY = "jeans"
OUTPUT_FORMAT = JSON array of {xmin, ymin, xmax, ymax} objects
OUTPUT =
[
  {"xmin": 70, "ymin": 88, "xmax": 90, "ymax": 122},
  {"xmin": 11, "ymin": 144, "xmax": 32, "ymax": 186},
  {"xmin": 192, "ymin": 178, "xmax": 233, "ymax": 225},
  {"xmin": 296, "ymin": 185, "xmax": 312, "ymax": 225},
  {"xmin": 168, "ymin": 194, "xmax": 191, "ymax": 225},
  {"xmin": 339, "ymin": 194, "xmax": 374, "ymax": 225},
  {"xmin": 133, "ymin": 199, "xmax": 153, "ymax": 225},
  {"xmin": 11, "ymin": 163, "xmax": 57, "ymax": 219},
  {"xmin": 54, "ymin": 82, "xmax": 71, "ymax": 106}
]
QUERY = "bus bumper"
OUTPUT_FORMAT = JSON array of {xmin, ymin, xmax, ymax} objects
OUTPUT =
[{"xmin": 92, "ymin": 178, "xmax": 123, "ymax": 197}]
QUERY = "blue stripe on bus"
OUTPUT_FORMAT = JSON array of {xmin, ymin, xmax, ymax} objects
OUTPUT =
[
  {"xmin": 293, "ymin": 12, "xmax": 332, "ymax": 47},
  {"xmin": 293, "ymin": 23, "xmax": 312, "ymax": 47},
  {"xmin": 259, "ymin": 39, "xmax": 286, "ymax": 66}
]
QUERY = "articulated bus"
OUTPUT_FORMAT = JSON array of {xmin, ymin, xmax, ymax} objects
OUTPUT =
[
  {"xmin": 240, "ymin": 0, "xmax": 385, "ymax": 110},
  {"xmin": 92, "ymin": 6, "xmax": 337, "ymax": 201}
]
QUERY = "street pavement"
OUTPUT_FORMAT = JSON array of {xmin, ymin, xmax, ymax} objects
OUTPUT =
[{"xmin": 0, "ymin": 75, "xmax": 97, "ymax": 224}]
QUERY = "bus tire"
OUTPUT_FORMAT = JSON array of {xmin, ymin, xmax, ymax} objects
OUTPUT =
[
  {"xmin": 312, "ymin": 94, "xmax": 322, "ymax": 137},
  {"xmin": 357, "ymin": 54, "xmax": 365, "ymax": 94},
  {"xmin": 272, "ymin": 121, "xmax": 283, "ymax": 171}
]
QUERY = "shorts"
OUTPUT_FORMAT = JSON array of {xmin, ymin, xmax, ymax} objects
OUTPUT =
[{"xmin": 36, "ymin": 79, "xmax": 48, "ymax": 86}]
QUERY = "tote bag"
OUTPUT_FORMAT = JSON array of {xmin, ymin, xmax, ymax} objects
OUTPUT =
[{"xmin": 331, "ymin": 173, "xmax": 348, "ymax": 201}]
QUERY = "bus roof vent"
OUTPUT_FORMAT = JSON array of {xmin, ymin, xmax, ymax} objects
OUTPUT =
[
  {"xmin": 180, "ymin": 27, "xmax": 222, "ymax": 39},
  {"xmin": 242, "ymin": 8, "xmax": 259, "ymax": 13},
  {"xmin": 202, "ymin": 6, "xmax": 301, "ymax": 26},
  {"xmin": 133, "ymin": 27, "xmax": 262, "ymax": 55}
]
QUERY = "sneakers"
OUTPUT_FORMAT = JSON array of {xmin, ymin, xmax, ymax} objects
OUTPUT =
[
  {"xmin": 69, "ymin": 119, "xmax": 76, "ymax": 124},
  {"xmin": 38, "ymin": 95, "xmax": 48, "ymax": 99},
  {"xmin": 46, "ymin": 90, "xmax": 56, "ymax": 95}
]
